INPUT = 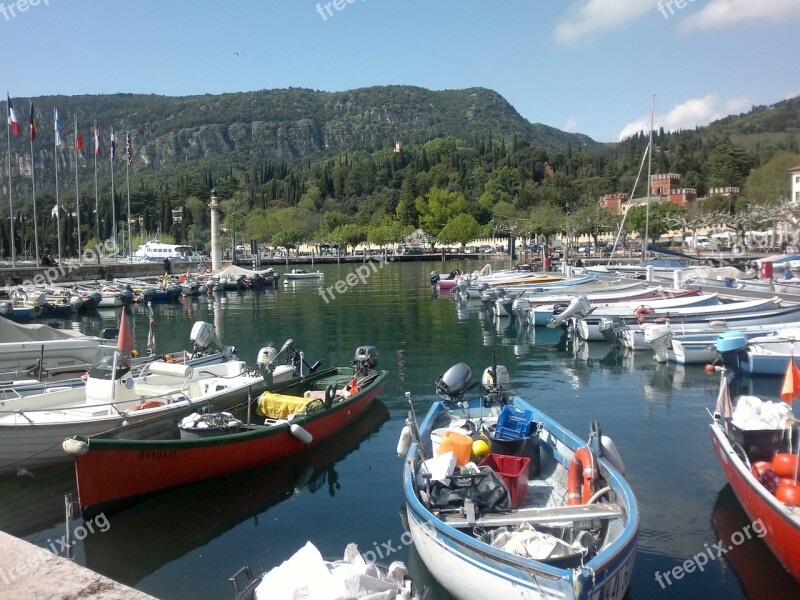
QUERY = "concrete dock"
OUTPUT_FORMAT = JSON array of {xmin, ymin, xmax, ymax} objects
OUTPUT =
[{"xmin": 0, "ymin": 532, "xmax": 157, "ymax": 600}]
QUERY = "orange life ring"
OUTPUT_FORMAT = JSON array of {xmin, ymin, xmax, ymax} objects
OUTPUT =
[
  {"xmin": 634, "ymin": 305, "xmax": 655, "ymax": 324},
  {"xmin": 567, "ymin": 446, "xmax": 598, "ymax": 505},
  {"xmin": 131, "ymin": 400, "xmax": 164, "ymax": 411}
]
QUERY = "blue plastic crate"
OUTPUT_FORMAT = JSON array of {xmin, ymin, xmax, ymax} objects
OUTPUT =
[{"xmin": 494, "ymin": 405, "xmax": 534, "ymax": 441}]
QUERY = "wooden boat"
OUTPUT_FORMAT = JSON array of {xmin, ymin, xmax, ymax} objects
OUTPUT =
[
  {"xmin": 709, "ymin": 370, "xmax": 800, "ymax": 582},
  {"xmin": 66, "ymin": 346, "xmax": 387, "ymax": 517},
  {"xmin": 80, "ymin": 401, "xmax": 389, "ymax": 585},
  {"xmin": 400, "ymin": 362, "xmax": 638, "ymax": 600}
]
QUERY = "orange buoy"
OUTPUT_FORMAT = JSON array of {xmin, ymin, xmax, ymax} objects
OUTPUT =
[
  {"xmin": 567, "ymin": 447, "xmax": 597, "ymax": 505},
  {"xmin": 704, "ymin": 364, "xmax": 716, "ymax": 373},
  {"xmin": 776, "ymin": 484, "xmax": 800, "ymax": 506},
  {"xmin": 772, "ymin": 453, "xmax": 799, "ymax": 478},
  {"xmin": 753, "ymin": 460, "xmax": 772, "ymax": 478}
]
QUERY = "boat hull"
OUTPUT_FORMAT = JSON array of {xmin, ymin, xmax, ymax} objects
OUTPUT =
[
  {"xmin": 710, "ymin": 423, "xmax": 800, "ymax": 581},
  {"xmin": 403, "ymin": 396, "xmax": 638, "ymax": 600},
  {"xmin": 74, "ymin": 375, "xmax": 386, "ymax": 516}
]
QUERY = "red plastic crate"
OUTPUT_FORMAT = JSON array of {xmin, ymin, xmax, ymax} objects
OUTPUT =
[{"xmin": 480, "ymin": 453, "xmax": 530, "ymax": 508}]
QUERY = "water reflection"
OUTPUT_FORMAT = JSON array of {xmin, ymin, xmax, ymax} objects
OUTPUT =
[
  {"xmin": 712, "ymin": 485, "xmax": 800, "ymax": 598},
  {"xmin": 82, "ymin": 401, "xmax": 389, "ymax": 587}
]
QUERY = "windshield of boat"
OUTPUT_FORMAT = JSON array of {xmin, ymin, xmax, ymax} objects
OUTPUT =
[{"xmin": 89, "ymin": 346, "xmax": 131, "ymax": 380}]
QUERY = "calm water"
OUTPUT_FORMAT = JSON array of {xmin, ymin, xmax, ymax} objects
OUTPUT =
[{"xmin": 2, "ymin": 259, "xmax": 798, "ymax": 600}]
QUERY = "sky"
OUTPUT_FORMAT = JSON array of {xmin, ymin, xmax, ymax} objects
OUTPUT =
[{"xmin": 1, "ymin": 0, "xmax": 798, "ymax": 143}]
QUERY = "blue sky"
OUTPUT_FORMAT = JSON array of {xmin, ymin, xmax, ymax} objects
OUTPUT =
[{"xmin": 1, "ymin": 0, "xmax": 798, "ymax": 142}]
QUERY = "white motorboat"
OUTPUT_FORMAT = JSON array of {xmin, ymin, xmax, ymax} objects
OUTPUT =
[{"xmin": 283, "ymin": 269, "xmax": 324, "ymax": 281}]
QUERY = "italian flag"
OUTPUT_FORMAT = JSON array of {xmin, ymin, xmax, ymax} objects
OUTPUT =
[{"xmin": 75, "ymin": 117, "xmax": 84, "ymax": 151}]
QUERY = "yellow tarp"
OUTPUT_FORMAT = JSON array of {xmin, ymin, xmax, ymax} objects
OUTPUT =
[{"xmin": 257, "ymin": 392, "xmax": 313, "ymax": 419}]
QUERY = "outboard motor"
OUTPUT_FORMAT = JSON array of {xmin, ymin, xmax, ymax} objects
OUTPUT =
[
  {"xmin": 430, "ymin": 271, "xmax": 440, "ymax": 285},
  {"xmin": 599, "ymin": 317, "xmax": 623, "ymax": 347},
  {"xmin": 353, "ymin": 346, "xmax": 379, "ymax": 375},
  {"xmin": 481, "ymin": 365, "xmax": 510, "ymax": 392},
  {"xmin": 190, "ymin": 321, "xmax": 237, "ymax": 360},
  {"xmin": 435, "ymin": 362, "xmax": 472, "ymax": 402},
  {"xmin": 716, "ymin": 331, "xmax": 748, "ymax": 372}
]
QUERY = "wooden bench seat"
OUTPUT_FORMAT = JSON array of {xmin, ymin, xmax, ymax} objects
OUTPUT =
[{"xmin": 440, "ymin": 502, "xmax": 623, "ymax": 529}]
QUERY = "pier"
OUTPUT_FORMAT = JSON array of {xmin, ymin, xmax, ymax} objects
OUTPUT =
[{"xmin": 0, "ymin": 531, "xmax": 157, "ymax": 599}]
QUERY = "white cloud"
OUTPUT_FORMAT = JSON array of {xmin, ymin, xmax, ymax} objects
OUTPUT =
[
  {"xmin": 617, "ymin": 94, "xmax": 751, "ymax": 140},
  {"xmin": 680, "ymin": 0, "xmax": 800, "ymax": 31},
  {"xmin": 554, "ymin": 0, "xmax": 653, "ymax": 43},
  {"xmin": 784, "ymin": 90, "xmax": 800, "ymax": 101},
  {"xmin": 563, "ymin": 117, "xmax": 579, "ymax": 131}
]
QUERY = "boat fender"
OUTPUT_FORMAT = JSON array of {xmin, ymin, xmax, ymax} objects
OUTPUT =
[
  {"xmin": 600, "ymin": 435, "xmax": 626, "ymax": 476},
  {"xmin": 397, "ymin": 425, "xmax": 412, "ymax": 456},
  {"xmin": 131, "ymin": 400, "xmax": 164, "ymax": 412},
  {"xmin": 324, "ymin": 385, "xmax": 336, "ymax": 409},
  {"xmin": 62, "ymin": 437, "xmax": 89, "ymax": 456},
  {"xmin": 567, "ymin": 447, "xmax": 598, "ymax": 505},
  {"xmin": 290, "ymin": 423, "xmax": 313, "ymax": 444},
  {"xmin": 776, "ymin": 484, "xmax": 800, "ymax": 506},
  {"xmin": 772, "ymin": 454, "xmax": 800, "ymax": 478}
]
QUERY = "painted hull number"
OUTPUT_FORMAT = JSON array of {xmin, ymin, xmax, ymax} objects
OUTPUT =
[{"xmin": 139, "ymin": 450, "xmax": 177, "ymax": 460}]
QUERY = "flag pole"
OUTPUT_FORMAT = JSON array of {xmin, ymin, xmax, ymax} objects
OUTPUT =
[
  {"xmin": 6, "ymin": 93, "xmax": 16, "ymax": 267},
  {"xmin": 54, "ymin": 108, "xmax": 62, "ymax": 263},
  {"xmin": 29, "ymin": 102, "xmax": 39, "ymax": 266},
  {"xmin": 126, "ymin": 130, "xmax": 131, "ymax": 261},
  {"xmin": 74, "ymin": 115, "xmax": 82, "ymax": 264},
  {"xmin": 93, "ymin": 121, "xmax": 100, "ymax": 262},
  {"xmin": 110, "ymin": 129, "xmax": 117, "ymax": 256}
]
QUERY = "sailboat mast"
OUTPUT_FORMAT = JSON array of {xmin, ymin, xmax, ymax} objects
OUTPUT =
[{"xmin": 643, "ymin": 94, "xmax": 655, "ymax": 261}]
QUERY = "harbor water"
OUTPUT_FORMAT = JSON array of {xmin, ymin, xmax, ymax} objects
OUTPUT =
[{"xmin": 1, "ymin": 259, "xmax": 798, "ymax": 599}]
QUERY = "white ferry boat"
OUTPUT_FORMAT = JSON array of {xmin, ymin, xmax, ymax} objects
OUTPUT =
[{"xmin": 132, "ymin": 240, "xmax": 206, "ymax": 264}]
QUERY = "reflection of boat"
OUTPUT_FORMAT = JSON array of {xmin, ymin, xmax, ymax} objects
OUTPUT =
[
  {"xmin": 402, "ymin": 362, "xmax": 638, "ymax": 600},
  {"xmin": 68, "ymin": 347, "xmax": 387, "ymax": 517},
  {"xmin": 0, "ymin": 462, "xmax": 76, "ymax": 537},
  {"xmin": 712, "ymin": 484, "xmax": 800, "ymax": 598},
  {"xmin": 283, "ymin": 269, "xmax": 324, "ymax": 281},
  {"xmin": 82, "ymin": 401, "xmax": 389, "ymax": 587},
  {"xmin": 709, "ymin": 371, "xmax": 800, "ymax": 582}
]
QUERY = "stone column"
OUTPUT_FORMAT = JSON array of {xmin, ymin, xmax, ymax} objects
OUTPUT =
[{"xmin": 209, "ymin": 189, "xmax": 222, "ymax": 272}]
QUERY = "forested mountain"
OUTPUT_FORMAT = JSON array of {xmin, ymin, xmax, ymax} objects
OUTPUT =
[{"xmin": 0, "ymin": 86, "xmax": 798, "ymax": 259}]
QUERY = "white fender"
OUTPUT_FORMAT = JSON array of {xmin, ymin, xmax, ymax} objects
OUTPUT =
[
  {"xmin": 600, "ymin": 435, "xmax": 626, "ymax": 476},
  {"xmin": 290, "ymin": 423, "xmax": 313, "ymax": 444},
  {"xmin": 62, "ymin": 438, "xmax": 89, "ymax": 456},
  {"xmin": 396, "ymin": 425, "xmax": 412, "ymax": 456}
]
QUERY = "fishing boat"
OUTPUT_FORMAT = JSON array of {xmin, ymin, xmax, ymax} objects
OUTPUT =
[
  {"xmin": 399, "ymin": 361, "xmax": 638, "ymax": 600},
  {"xmin": 709, "ymin": 368, "xmax": 800, "ymax": 582},
  {"xmin": 576, "ymin": 296, "xmax": 800, "ymax": 342},
  {"xmin": 529, "ymin": 288, "xmax": 711, "ymax": 328},
  {"xmin": 0, "ymin": 317, "xmax": 115, "ymax": 382},
  {"xmin": 431, "ymin": 269, "xmax": 461, "ymax": 290},
  {"xmin": 717, "ymin": 328, "xmax": 800, "ymax": 376},
  {"xmin": 65, "ymin": 346, "xmax": 387, "ymax": 517},
  {"xmin": 283, "ymin": 268, "xmax": 324, "ymax": 281},
  {"xmin": 0, "ymin": 315, "xmax": 257, "ymax": 474},
  {"xmin": 643, "ymin": 321, "xmax": 800, "ymax": 364}
]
